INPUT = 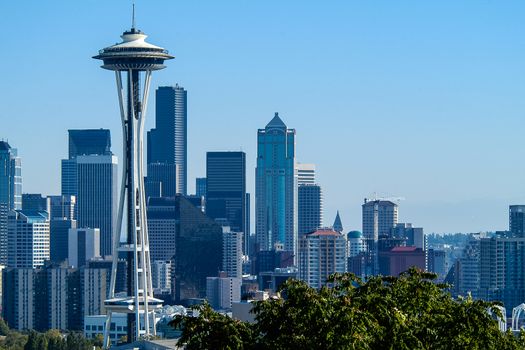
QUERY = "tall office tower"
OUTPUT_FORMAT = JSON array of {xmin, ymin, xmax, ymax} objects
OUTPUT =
[
  {"xmin": 147, "ymin": 85, "xmax": 188, "ymax": 195},
  {"xmin": 510, "ymin": 205, "xmax": 525, "ymax": 237},
  {"xmin": 298, "ymin": 184, "xmax": 323, "ymax": 236},
  {"xmin": 174, "ymin": 195, "xmax": 223, "ymax": 302},
  {"xmin": 49, "ymin": 195, "xmax": 77, "ymax": 264},
  {"xmin": 256, "ymin": 113, "xmax": 297, "ymax": 258},
  {"xmin": 68, "ymin": 129, "xmax": 112, "ymax": 158},
  {"xmin": 76, "ymin": 155, "xmax": 118, "ymax": 257},
  {"xmin": 22, "ymin": 193, "xmax": 50, "ymax": 213},
  {"xmin": 147, "ymin": 197, "xmax": 177, "ymax": 263},
  {"xmin": 146, "ymin": 163, "xmax": 179, "ymax": 198},
  {"xmin": 296, "ymin": 163, "xmax": 316, "ymax": 185},
  {"xmin": 196, "ymin": 177, "xmax": 207, "ymax": 198},
  {"xmin": 7, "ymin": 210, "xmax": 49, "ymax": 268},
  {"xmin": 298, "ymin": 228, "xmax": 347, "ymax": 289},
  {"xmin": 333, "ymin": 211, "xmax": 343, "ymax": 232},
  {"xmin": 222, "ymin": 229, "xmax": 243, "ymax": 279},
  {"xmin": 94, "ymin": 23, "xmax": 173, "ymax": 345},
  {"xmin": 68, "ymin": 228, "xmax": 101, "ymax": 268},
  {"xmin": 61, "ymin": 130, "xmax": 117, "ymax": 258},
  {"xmin": 362, "ymin": 199, "xmax": 398, "ymax": 275},
  {"xmin": 0, "ymin": 141, "xmax": 22, "ymax": 265},
  {"xmin": 206, "ymin": 152, "xmax": 247, "ymax": 251},
  {"xmin": 62, "ymin": 129, "xmax": 113, "ymax": 197},
  {"xmin": 49, "ymin": 195, "xmax": 75, "ymax": 220}
]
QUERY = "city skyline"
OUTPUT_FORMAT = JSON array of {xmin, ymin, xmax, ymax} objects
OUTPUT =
[{"xmin": 1, "ymin": 1, "xmax": 525, "ymax": 234}]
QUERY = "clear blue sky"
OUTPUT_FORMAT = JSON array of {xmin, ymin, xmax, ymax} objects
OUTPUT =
[{"xmin": 1, "ymin": 1, "xmax": 524, "ymax": 233}]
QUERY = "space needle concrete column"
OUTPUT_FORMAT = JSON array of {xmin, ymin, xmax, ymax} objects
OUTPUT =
[{"xmin": 94, "ymin": 23, "xmax": 173, "ymax": 348}]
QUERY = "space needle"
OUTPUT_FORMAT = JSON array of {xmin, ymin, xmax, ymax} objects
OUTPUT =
[{"xmin": 93, "ymin": 10, "xmax": 173, "ymax": 348}]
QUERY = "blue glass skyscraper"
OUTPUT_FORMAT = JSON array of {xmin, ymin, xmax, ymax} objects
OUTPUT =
[
  {"xmin": 255, "ymin": 113, "xmax": 297, "ymax": 258},
  {"xmin": 0, "ymin": 141, "xmax": 22, "ymax": 265},
  {"xmin": 206, "ymin": 151, "xmax": 248, "ymax": 253},
  {"xmin": 147, "ymin": 85, "xmax": 188, "ymax": 195}
]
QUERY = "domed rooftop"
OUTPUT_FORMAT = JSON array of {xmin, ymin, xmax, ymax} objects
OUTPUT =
[{"xmin": 347, "ymin": 230, "xmax": 362, "ymax": 239}]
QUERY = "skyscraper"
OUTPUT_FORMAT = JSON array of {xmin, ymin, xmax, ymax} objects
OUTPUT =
[
  {"xmin": 298, "ymin": 228, "xmax": 347, "ymax": 289},
  {"xmin": 68, "ymin": 129, "xmax": 112, "ymax": 159},
  {"xmin": 222, "ymin": 229, "xmax": 243, "ymax": 279},
  {"xmin": 49, "ymin": 195, "xmax": 77, "ymax": 264},
  {"xmin": 61, "ymin": 130, "xmax": 117, "ymax": 258},
  {"xmin": 206, "ymin": 151, "xmax": 247, "ymax": 251},
  {"xmin": 0, "ymin": 141, "xmax": 22, "ymax": 265},
  {"xmin": 147, "ymin": 197, "xmax": 178, "ymax": 263},
  {"xmin": 510, "ymin": 205, "xmax": 525, "ymax": 237},
  {"xmin": 22, "ymin": 194, "xmax": 50, "ymax": 213},
  {"xmin": 296, "ymin": 163, "xmax": 316, "ymax": 185},
  {"xmin": 68, "ymin": 228, "xmax": 101, "ymax": 268},
  {"xmin": 7, "ymin": 210, "xmax": 49, "ymax": 268},
  {"xmin": 147, "ymin": 85, "xmax": 188, "ymax": 195},
  {"xmin": 174, "ymin": 195, "xmax": 223, "ymax": 302},
  {"xmin": 76, "ymin": 155, "xmax": 118, "ymax": 257},
  {"xmin": 298, "ymin": 184, "xmax": 322, "ymax": 236},
  {"xmin": 362, "ymin": 199, "xmax": 398, "ymax": 275},
  {"xmin": 255, "ymin": 113, "xmax": 297, "ymax": 258},
  {"xmin": 195, "ymin": 177, "xmax": 207, "ymax": 198}
]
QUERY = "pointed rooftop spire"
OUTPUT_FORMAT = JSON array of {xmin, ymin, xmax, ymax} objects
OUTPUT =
[
  {"xmin": 132, "ymin": 2, "xmax": 136, "ymax": 30},
  {"xmin": 333, "ymin": 211, "xmax": 343, "ymax": 232},
  {"xmin": 266, "ymin": 112, "xmax": 287, "ymax": 129}
]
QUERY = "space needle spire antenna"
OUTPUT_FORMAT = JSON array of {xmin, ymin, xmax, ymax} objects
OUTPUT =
[
  {"xmin": 94, "ymin": 11, "xmax": 174, "ymax": 349},
  {"xmin": 132, "ymin": 3, "xmax": 136, "ymax": 30}
]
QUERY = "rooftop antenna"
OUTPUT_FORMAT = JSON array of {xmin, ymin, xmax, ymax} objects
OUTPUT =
[{"xmin": 132, "ymin": 2, "xmax": 136, "ymax": 30}]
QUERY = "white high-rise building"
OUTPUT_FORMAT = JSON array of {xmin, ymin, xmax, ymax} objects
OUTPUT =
[
  {"xmin": 299, "ymin": 228, "xmax": 347, "ymax": 289},
  {"xmin": 7, "ymin": 210, "xmax": 49, "ymax": 268},
  {"xmin": 206, "ymin": 274, "xmax": 242, "ymax": 310},
  {"xmin": 362, "ymin": 199, "xmax": 398, "ymax": 275},
  {"xmin": 68, "ymin": 228, "xmax": 101, "ymax": 268},
  {"xmin": 296, "ymin": 163, "xmax": 315, "ymax": 185},
  {"xmin": 222, "ymin": 229, "xmax": 243, "ymax": 279},
  {"xmin": 152, "ymin": 260, "xmax": 172, "ymax": 294}
]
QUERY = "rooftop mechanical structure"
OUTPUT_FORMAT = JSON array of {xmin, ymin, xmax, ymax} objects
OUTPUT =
[{"xmin": 94, "ymin": 20, "xmax": 173, "ymax": 348}]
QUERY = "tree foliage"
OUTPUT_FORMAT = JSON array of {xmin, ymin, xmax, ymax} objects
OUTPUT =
[
  {"xmin": 0, "ymin": 328, "xmax": 99, "ymax": 350},
  {"xmin": 171, "ymin": 268, "xmax": 525, "ymax": 350}
]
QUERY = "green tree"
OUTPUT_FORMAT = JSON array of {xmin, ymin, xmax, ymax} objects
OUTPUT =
[
  {"xmin": 46, "ymin": 330, "xmax": 66, "ymax": 350},
  {"xmin": 172, "ymin": 268, "xmax": 525, "ymax": 350},
  {"xmin": 171, "ymin": 301, "xmax": 255, "ymax": 350},
  {"xmin": 0, "ymin": 330, "xmax": 27, "ymax": 350},
  {"xmin": 0, "ymin": 318, "xmax": 10, "ymax": 337}
]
